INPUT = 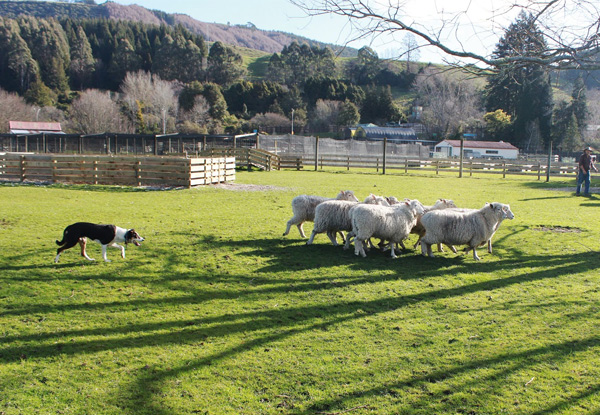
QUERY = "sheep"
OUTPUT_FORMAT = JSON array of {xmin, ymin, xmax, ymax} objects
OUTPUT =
[
  {"xmin": 436, "ymin": 207, "xmax": 506, "ymax": 254},
  {"xmin": 412, "ymin": 198, "xmax": 458, "ymax": 250},
  {"xmin": 283, "ymin": 190, "xmax": 359, "ymax": 238},
  {"xmin": 306, "ymin": 194, "xmax": 390, "ymax": 246},
  {"xmin": 419, "ymin": 202, "xmax": 514, "ymax": 261},
  {"xmin": 350, "ymin": 199, "xmax": 426, "ymax": 258}
]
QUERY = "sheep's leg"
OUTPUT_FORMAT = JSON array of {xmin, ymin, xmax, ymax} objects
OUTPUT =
[
  {"xmin": 472, "ymin": 247, "xmax": 481, "ymax": 261},
  {"xmin": 283, "ymin": 220, "xmax": 294, "ymax": 236},
  {"xmin": 413, "ymin": 237, "xmax": 421, "ymax": 249},
  {"xmin": 326, "ymin": 231, "xmax": 339, "ymax": 246},
  {"xmin": 447, "ymin": 244, "xmax": 458, "ymax": 253},
  {"xmin": 390, "ymin": 242, "xmax": 398, "ymax": 258},
  {"xmin": 487, "ymin": 239, "xmax": 492, "ymax": 253},
  {"xmin": 306, "ymin": 230, "xmax": 317, "ymax": 245},
  {"xmin": 338, "ymin": 231, "xmax": 346, "ymax": 243},
  {"xmin": 421, "ymin": 242, "xmax": 434, "ymax": 257},
  {"xmin": 297, "ymin": 222, "xmax": 306, "ymax": 238},
  {"xmin": 343, "ymin": 232, "xmax": 355, "ymax": 250},
  {"xmin": 354, "ymin": 239, "xmax": 367, "ymax": 257}
]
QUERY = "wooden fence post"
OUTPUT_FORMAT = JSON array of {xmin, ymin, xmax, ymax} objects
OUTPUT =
[
  {"xmin": 537, "ymin": 162, "xmax": 541, "ymax": 180},
  {"xmin": 314, "ymin": 136, "xmax": 319, "ymax": 171},
  {"xmin": 382, "ymin": 137, "xmax": 387, "ymax": 175},
  {"xmin": 503, "ymin": 161, "xmax": 506, "ymax": 178},
  {"xmin": 546, "ymin": 141, "xmax": 552, "ymax": 182},
  {"xmin": 19, "ymin": 155, "xmax": 25, "ymax": 182},
  {"xmin": 405, "ymin": 158, "xmax": 408, "ymax": 173}
]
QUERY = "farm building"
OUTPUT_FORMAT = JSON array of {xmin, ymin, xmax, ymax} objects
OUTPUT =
[
  {"xmin": 9, "ymin": 121, "xmax": 64, "ymax": 134},
  {"xmin": 434, "ymin": 139, "xmax": 519, "ymax": 159}
]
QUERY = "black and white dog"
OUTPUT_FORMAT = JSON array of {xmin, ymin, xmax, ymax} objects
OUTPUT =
[{"xmin": 55, "ymin": 222, "xmax": 144, "ymax": 263}]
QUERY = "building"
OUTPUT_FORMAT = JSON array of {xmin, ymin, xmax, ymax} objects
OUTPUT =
[
  {"xmin": 9, "ymin": 121, "xmax": 63, "ymax": 134},
  {"xmin": 434, "ymin": 140, "xmax": 519, "ymax": 159}
]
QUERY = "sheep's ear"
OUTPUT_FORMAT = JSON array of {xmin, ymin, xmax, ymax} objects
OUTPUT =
[{"xmin": 404, "ymin": 201, "xmax": 410, "ymax": 206}]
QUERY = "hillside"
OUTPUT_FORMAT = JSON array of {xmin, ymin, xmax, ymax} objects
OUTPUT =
[{"xmin": 0, "ymin": 0, "xmax": 358, "ymax": 57}]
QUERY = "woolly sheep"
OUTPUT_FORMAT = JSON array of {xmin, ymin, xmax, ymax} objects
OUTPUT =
[
  {"xmin": 420, "ymin": 202, "xmax": 514, "ymax": 261},
  {"xmin": 412, "ymin": 199, "xmax": 458, "ymax": 250},
  {"xmin": 306, "ymin": 194, "xmax": 390, "ymax": 246},
  {"xmin": 283, "ymin": 190, "xmax": 359, "ymax": 238},
  {"xmin": 351, "ymin": 199, "xmax": 426, "ymax": 258}
]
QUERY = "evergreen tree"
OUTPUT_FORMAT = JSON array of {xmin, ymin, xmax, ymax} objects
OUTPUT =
[
  {"xmin": 152, "ymin": 33, "xmax": 203, "ymax": 83},
  {"xmin": 206, "ymin": 41, "xmax": 246, "ymax": 86},
  {"xmin": 107, "ymin": 37, "xmax": 141, "ymax": 89},
  {"xmin": 68, "ymin": 25, "xmax": 95, "ymax": 90},
  {"xmin": 484, "ymin": 12, "xmax": 553, "ymax": 150},
  {"xmin": 570, "ymin": 75, "xmax": 587, "ymax": 131}
]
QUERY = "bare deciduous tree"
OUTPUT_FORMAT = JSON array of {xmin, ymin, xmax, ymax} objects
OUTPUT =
[
  {"xmin": 68, "ymin": 89, "xmax": 129, "ymax": 134},
  {"xmin": 413, "ymin": 68, "xmax": 484, "ymax": 137},
  {"xmin": 0, "ymin": 88, "xmax": 38, "ymax": 132},
  {"xmin": 291, "ymin": 0, "xmax": 600, "ymax": 71}
]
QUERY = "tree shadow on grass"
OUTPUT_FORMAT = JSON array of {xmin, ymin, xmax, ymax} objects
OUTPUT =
[{"xmin": 3, "ymin": 231, "xmax": 600, "ymax": 413}]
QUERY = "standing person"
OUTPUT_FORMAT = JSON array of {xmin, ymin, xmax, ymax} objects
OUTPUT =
[{"xmin": 576, "ymin": 146, "xmax": 597, "ymax": 196}]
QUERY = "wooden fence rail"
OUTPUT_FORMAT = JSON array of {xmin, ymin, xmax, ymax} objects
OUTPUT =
[
  {"xmin": 277, "ymin": 154, "xmax": 578, "ymax": 178},
  {"xmin": 0, "ymin": 154, "xmax": 236, "ymax": 188}
]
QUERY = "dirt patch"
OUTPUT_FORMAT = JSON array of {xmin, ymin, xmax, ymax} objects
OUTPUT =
[
  {"xmin": 209, "ymin": 183, "xmax": 290, "ymax": 192},
  {"xmin": 533, "ymin": 226, "xmax": 582, "ymax": 233}
]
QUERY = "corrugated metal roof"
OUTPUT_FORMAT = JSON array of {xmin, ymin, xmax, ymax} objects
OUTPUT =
[
  {"xmin": 437, "ymin": 140, "xmax": 518, "ymax": 150},
  {"xmin": 9, "ymin": 121, "xmax": 63, "ymax": 134}
]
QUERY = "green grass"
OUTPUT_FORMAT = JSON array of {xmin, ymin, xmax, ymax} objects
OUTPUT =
[{"xmin": 1, "ymin": 170, "xmax": 600, "ymax": 415}]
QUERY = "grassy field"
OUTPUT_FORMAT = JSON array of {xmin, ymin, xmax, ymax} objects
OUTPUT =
[{"xmin": 1, "ymin": 170, "xmax": 600, "ymax": 415}]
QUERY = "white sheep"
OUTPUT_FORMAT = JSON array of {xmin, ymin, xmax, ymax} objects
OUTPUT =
[
  {"xmin": 283, "ymin": 190, "xmax": 359, "ymax": 238},
  {"xmin": 351, "ymin": 199, "xmax": 426, "ymax": 258},
  {"xmin": 412, "ymin": 199, "xmax": 458, "ymax": 250},
  {"xmin": 306, "ymin": 194, "xmax": 390, "ymax": 246},
  {"xmin": 419, "ymin": 202, "xmax": 514, "ymax": 261}
]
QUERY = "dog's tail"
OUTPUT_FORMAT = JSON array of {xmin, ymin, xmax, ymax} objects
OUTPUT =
[{"xmin": 56, "ymin": 231, "xmax": 67, "ymax": 246}]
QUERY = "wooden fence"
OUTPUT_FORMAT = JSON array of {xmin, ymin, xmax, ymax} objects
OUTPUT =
[
  {"xmin": 275, "ymin": 154, "xmax": 578, "ymax": 179},
  {"xmin": 0, "ymin": 154, "xmax": 236, "ymax": 188}
]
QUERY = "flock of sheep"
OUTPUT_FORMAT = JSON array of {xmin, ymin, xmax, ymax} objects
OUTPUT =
[{"xmin": 283, "ymin": 190, "xmax": 515, "ymax": 261}]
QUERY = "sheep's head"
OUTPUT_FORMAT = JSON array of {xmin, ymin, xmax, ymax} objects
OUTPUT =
[
  {"xmin": 434, "ymin": 198, "xmax": 457, "ymax": 209},
  {"xmin": 339, "ymin": 190, "xmax": 359, "ymax": 202},
  {"xmin": 489, "ymin": 202, "xmax": 514, "ymax": 220}
]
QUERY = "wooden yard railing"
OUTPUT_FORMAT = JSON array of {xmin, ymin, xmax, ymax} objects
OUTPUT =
[
  {"xmin": 274, "ymin": 154, "xmax": 578, "ymax": 179},
  {"xmin": 200, "ymin": 147, "xmax": 280, "ymax": 171},
  {"xmin": 0, "ymin": 154, "xmax": 236, "ymax": 188}
]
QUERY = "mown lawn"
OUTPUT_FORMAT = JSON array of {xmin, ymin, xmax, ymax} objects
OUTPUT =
[{"xmin": 1, "ymin": 170, "xmax": 599, "ymax": 415}]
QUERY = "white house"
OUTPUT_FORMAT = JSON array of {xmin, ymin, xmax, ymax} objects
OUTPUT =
[{"xmin": 434, "ymin": 140, "xmax": 519, "ymax": 159}]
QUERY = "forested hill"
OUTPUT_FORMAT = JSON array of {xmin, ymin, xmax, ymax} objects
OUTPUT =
[{"xmin": 0, "ymin": 0, "xmax": 357, "ymax": 56}]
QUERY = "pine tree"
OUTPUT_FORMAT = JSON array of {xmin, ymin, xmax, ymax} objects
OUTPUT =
[{"xmin": 484, "ymin": 12, "xmax": 553, "ymax": 150}]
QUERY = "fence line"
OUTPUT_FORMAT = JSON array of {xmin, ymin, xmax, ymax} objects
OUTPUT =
[
  {"xmin": 273, "ymin": 154, "xmax": 578, "ymax": 178},
  {"xmin": 0, "ymin": 154, "xmax": 236, "ymax": 188}
]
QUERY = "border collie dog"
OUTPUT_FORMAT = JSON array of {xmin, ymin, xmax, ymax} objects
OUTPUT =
[{"xmin": 55, "ymin": 222, "xmax": 144, "ymax": 263}]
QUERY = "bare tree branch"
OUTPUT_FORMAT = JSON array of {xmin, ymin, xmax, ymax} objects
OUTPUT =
[{"xmin": 290, "ymin": 0, "xmax": 600, "ymax": 72}]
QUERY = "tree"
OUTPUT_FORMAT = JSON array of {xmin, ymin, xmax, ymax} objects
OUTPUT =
[
  {"xmin": 68, "ymin": 25, "xmax": 95, "ymax": 90},
  {"xmin": 152, "ymin": 33, "xmax": 204, "ymax": 83},
  {"xmin": 483, "ymin": 109, "xmax": 512, "ymax": 141},
  {"xmin": 346, "ymin": 46, "xmax": 381, "ymax": 84},
  {"xmin": 401, "ymin": 33, "xmax": 420, "ymax": 73},
  {"xmin": 68, "ymin": 89, "xmax": 128, "ymax": 134},
  {"xmin": 207, "ymin": 41, "xmax": 246, "ymax": 86},
  {"xmin": 310, "ymin": 99, "xmax": 341, "ymax": 132},
  {"xmin": 120, "ymin": 71, "xmax": 177, "ymax": 134},
  {"xmin": 292, "ymin": 0, "xmax": 600, "ymax": 71},
  {"xmin": 485, "ymin": 12, "xmax": 553, "ymax": 150},
  {"xmin": 414, "ymin": 68, "xmax": 483, "ymax": 138},
  {"xmin": 360, "ymin": 85, "xmax": 401, "ymax": 124},
  {"xmin": 0, "ymin": 88, "xmax": 39, "ymax": 132},
  {"xmin": 337, "ymin": 100, "xmax": 360, "ymax": 127}
]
